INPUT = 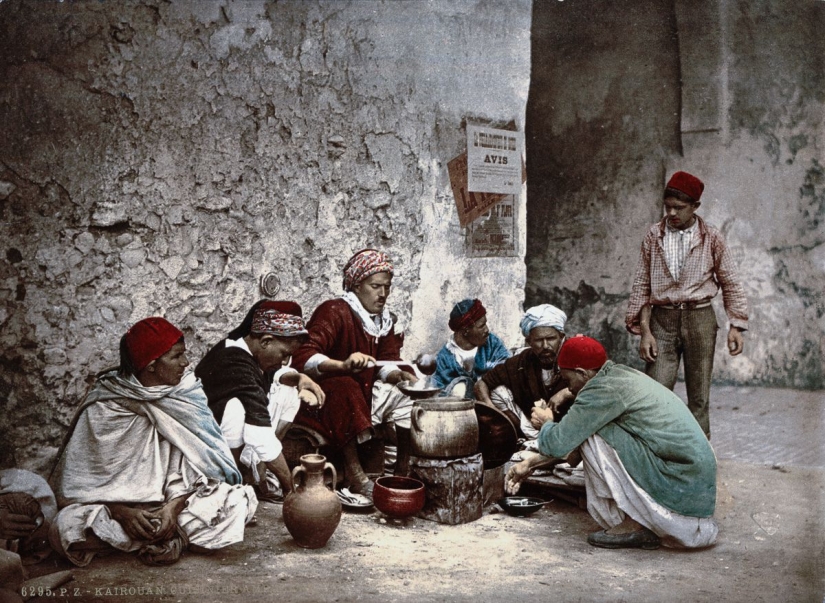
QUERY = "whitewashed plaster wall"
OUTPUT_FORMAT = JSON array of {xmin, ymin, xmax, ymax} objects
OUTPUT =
[
  {"xmin": 0, "ymin": 0, "xmax": 531, "ymax": 470},
  {"xmin": 525, "ymin": 0, "xmax": 824, "ymax": 389}
]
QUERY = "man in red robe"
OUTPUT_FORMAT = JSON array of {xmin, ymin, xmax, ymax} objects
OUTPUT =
[{"xmin": 292, "ymin": 249, "xmax": 418, "ymax": 496}]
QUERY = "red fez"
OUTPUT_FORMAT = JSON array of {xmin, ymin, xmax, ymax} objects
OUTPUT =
[
  {"xmin": 557, "ymin": 335, "xmax": 608, "ymax": 371},
  {"xmin": 124, "ymin": 317, "xmax": 183, "ymax": 371},
  {"xmin": 666, "ymin": 171, "xmax": 704, "ymax": 202}
]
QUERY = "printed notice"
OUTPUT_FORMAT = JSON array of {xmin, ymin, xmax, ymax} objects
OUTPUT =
[
  {"xmin": 467, "ymin": 195, "xmax": 518, "ymax": 258},
  {"xmin": 466, "ymin": 125, "xmax": 524, "ymax": 195},
  {"xmin": 448, "ymin": 152, "xmax": 508, "ymax": 227}
]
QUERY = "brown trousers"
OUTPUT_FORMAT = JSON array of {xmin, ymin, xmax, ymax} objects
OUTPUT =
[{"xmin": 645, "ymin": 305, "xmax": 718, "ymax": 437}]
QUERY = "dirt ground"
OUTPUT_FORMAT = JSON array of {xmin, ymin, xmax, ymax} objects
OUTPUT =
[
  {"xmin": 18, "ymin": 385, "xmax": 825, "ymax": 603},
  {"xmin": 18, "ymin": 461, "xmax": 822, "ymax": 603}
]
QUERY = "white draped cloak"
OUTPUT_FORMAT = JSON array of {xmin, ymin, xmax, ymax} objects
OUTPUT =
[{"xmin": 51, "ymin": 371, "xmax": 257, "ymax": 566}]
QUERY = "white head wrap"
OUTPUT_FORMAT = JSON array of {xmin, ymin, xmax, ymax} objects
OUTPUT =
[{"xmin": 519, "ymin": 304, "xmax": 567, "ymax": 337}]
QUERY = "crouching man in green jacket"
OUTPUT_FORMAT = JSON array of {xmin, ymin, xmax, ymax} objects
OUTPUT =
[{"xmin": 506, "ymin": 335, "xmax": 718, "ymax": 550}]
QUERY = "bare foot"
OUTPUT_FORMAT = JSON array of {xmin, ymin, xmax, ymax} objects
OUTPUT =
[{"xmin": 348, "ymin": 478, "xmax": 374, "ymax": 498}]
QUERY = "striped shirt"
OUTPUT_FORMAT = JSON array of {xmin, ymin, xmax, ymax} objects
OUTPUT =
[
  {"xmin": 626, "ymin": 216, "xmax": 749, "ymax": 334},
  {"xmin": 662, "ymin": 221, "xmax": 697, "ymax": 281}
]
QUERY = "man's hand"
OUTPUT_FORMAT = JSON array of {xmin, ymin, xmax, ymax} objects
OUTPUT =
[
  {"xmin": 727, "ymin": 327, "xmax": 744, "ymax": 356},
  {"xmin": 343, "ymin": 352, "xmax": 375, "ymax": 373},
  {"xmin": 548, "ymin": 388, "xmax": 574, "ymax": 413},
  {"xmin": 108, "ymin": 504, "xmax": 158, "ymax": 542},
  {"xmin": 152, "ymin": 494, "xmax": 192, "ymax": 543},
  {"xmin": 530, "ymin": 402, "xmax": 554, "ymax": 429},
  {"xmin": 639, "ymin": 332, "xmax": 658, "ymax": 363},
  {"xmin": 388, "ymin": 370, "xmax": 418, "ymax": 385},
  {"xmin": 0, "ymin": 507, "xmax": 38, "ymax": 540},
  {"xmin": 505, "ymin": 458, "xmax": 536, "ymax": 495},
  {"xmin": 297, "ymin": 374, "xmax": 325, "ymax": 408},
  {"xmin": 151, "ymin": 504, "xmax": 180, "ymax": 543},
  {"xmin": 638, "ymin": 305, "xmax": 657, "ymax": 363}
]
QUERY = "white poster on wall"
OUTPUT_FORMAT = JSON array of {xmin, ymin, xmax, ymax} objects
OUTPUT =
[
  {"xmin": 466, "ymin": 125, "xmax": 524, "ymax": 195},
  {"xmin": 466, "ymin": 195, "xmax": 518, "ymax": 258}
]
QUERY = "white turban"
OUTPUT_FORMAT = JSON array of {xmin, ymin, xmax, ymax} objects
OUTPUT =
[{"xmin": 519, "ymin": 304, "xmax": 567, "ymax": 337}]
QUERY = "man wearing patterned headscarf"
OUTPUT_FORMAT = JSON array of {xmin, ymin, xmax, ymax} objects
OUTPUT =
[
  {"xmin": 291, "ymin": 249, "xmax": 418, "ymax": 498},
  {"xmin": 430, "ymin": 299, "xmax": 510, "ymax": 398},
  {"xmin": 475, "ymin": 304, "xmax": 574, "ymax": 446},
  {"xmin": 196, "ymin": 300, "xmax": 326, "ymax": 502},
  {"xmin": 50, "ymin": 317, "xmax": 257, "ymax": 567}
]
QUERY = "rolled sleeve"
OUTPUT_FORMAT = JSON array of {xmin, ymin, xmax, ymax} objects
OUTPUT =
[{"xmin": 302, "ymin": 353, "xmax": 329, "ymax": 380}]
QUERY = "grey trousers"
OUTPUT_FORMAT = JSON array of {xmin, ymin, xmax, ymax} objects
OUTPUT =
[{"xmin": 645, "ymin": 306, "xmax": 718, "ymax": 437}]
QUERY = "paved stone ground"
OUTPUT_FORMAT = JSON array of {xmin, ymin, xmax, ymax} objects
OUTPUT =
[{"xmin": 679, "ymin": 383, "xmax": 825, "ymax": 469}]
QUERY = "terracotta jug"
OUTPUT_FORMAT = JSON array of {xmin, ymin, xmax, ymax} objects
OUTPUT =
[
  {"xmin": 282, "ymin": 453, "xmax": 342, "ymax": 548},
  {"xmin": 410, "ymin": 397, "xmax": 479, "ymax": 458}
]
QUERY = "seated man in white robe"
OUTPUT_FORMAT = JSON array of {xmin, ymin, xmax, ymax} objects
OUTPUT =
[
  {"xmin": 50, "ymin": 317, "xmax": 257, "ymax": 567},
  {"xmin": 1, "ymin": 469, "xmax": 58, "ymax": 598}
]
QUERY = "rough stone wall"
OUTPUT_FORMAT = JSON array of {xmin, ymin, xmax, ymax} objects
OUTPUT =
[
  {"xmin": 0, "ymin": 0, "xmax": 531, "ymax": 471},
  {"xmin": 526, "ymin": 0, "xmax": 824, "ymax": 389}
]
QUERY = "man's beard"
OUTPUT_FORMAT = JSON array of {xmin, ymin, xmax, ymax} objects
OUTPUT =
[{"xmin": 537, "ymin": 352, "xmax": 557, "ymax": 369}]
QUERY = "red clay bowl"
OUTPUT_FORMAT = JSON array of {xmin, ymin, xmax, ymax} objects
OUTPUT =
[{"xmin": 373, "ymin": 476, "xmax": 426, "ymax": 519}]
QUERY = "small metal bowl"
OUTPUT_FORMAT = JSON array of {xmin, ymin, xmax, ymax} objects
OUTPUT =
[
  {"xmin": 397, "ymin": 381, "xmax": 442, "ymax": 400},
  {"xmin": 497, "ymin": 496, "xmax": 550, "ymax": 517}
]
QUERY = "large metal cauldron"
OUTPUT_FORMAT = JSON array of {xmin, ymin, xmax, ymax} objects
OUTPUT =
[{"xmin": 410, "ymin": 397, "xmax": 479, "ymax": 458}]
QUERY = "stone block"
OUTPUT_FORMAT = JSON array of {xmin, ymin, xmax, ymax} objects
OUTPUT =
[
  {"xmin": 411, "ymin": 453, "xmax": 483, "ymax": 525},
  {"xmin": 483, "ymin": 464, "xmax": 506, "ymax": 508}
]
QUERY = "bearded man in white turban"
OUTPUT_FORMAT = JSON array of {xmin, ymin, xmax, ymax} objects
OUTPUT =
[{"xmin": 474, "ymin": 304, "xmax": 574, "ymax": 444}]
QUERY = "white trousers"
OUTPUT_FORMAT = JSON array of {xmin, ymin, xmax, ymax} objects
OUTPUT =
[
  {"xmin": 52, "ymin": 482, "xmax": 258, "ymax": 567},
  {"xmin": 490, "ymin": 385, "xmax": 540, "ymax": 440},
  {"xmin": 220, "ymin": 367, "xmax": 302, "ymax": 466},
  {"xmin": 582, "ymin": 434, "xmax": 718, "ymax": 549},
  {"xmin": 371, "ymin": 381, "xmax": 414, "ymax": 430}
]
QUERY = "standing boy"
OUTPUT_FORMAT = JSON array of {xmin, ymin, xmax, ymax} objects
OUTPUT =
[{"xmin": 625, "ymin": 171, "xmax": 748, "ymax": 437}]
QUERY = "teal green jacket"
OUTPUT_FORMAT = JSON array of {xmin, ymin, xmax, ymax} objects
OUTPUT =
[{"xmin": 538, "ymin": 361, "xmax": 716, "ymax": 517}]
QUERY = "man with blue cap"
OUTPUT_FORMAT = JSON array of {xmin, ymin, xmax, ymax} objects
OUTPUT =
[
  {"xmin": 474, "ymin": 304, "xmax": 574, "ymax": 441},
  {"xmin": 430, "ymin": 298, "xmax": 510, "ymax": 398}
]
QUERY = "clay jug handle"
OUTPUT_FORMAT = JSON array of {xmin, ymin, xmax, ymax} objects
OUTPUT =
[
  {"xmin": 411, "ymin": 406, "xmax": 424, "ymax": 433},
  {"xmin": 323, "ymin": 462, "xmax": 337, "ymax": 491},
  {"xmin": 291, "ymin": 465, "xmax": 306, "ymax": 493}
]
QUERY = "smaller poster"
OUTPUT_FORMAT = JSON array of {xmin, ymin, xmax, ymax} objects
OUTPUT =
[
  {"xmin": 447, "ymin": 153, "xmax": 508, "ymax": 227},
  {"xmin": 466, "ymin": 195, "xmax": 518, "ymax": 258},
  {"xmin": 466, "ymin": 125, "xmax": 524, "ymax": 195}
]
